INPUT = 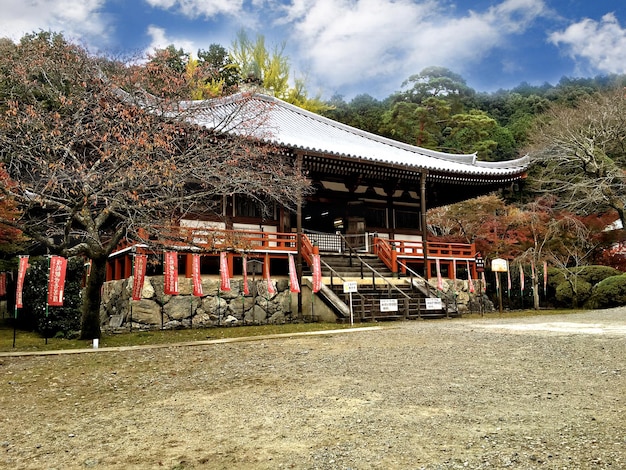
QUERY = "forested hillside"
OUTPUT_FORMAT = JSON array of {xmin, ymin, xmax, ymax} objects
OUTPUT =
[{"xmin": 322, "ymin": 66, "xmax": 626, "ymax": 162}]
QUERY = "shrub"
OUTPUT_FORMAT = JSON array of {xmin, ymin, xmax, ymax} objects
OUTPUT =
[
  {"xmin": 21, "ymin": 256, "xmax": 86, "ymax": 337},
  {"xmin": 554, "ymin": 279, "xmax": 592, "ymax": 308},
  {"xmin": 573, "ymin": 266, "xmax": 621, "ymax": 286},
  {"xmin": 585, "ymin": 274, "xmax": 626, "ymax": 309}
]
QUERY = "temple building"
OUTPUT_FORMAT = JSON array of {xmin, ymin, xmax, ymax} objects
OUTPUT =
[{"xmin": 106, "ymin": 92, "xmax": 530, "ymax": 322}]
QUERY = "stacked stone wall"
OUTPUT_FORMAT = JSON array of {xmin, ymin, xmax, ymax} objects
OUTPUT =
[{"xmin": 101, "ymin": 276, "xmax": 297, "ymax": 331}]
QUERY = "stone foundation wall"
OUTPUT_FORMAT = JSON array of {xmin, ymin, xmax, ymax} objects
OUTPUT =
[
  {"xmin": 101, "ymin": 276, "xmax": 299, "ymax": 331},
  {"xmin": 100, "ymin": 276, "xmax": 493, "ymax": 331},
  {"xmin": 426, "ymin": 278, "xmax": 494, "ymax": 314}
]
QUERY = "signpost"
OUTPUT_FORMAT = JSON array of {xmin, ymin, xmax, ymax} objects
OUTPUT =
[
  {"xmin": 475, "ymin": 252, "xmax": 484, "ymax": 273},
  {"xmin": 491, "ymin": 258, "xmax": 509, "ymax": 314},
  {"xmin": 343, "ymin": 281, "xmax": 358, "ymax": 326}
]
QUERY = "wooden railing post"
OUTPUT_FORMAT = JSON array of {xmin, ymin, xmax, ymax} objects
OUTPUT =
[{"xmin": 391, "ymin": 243, "xmax": 398, "ymax": 278}]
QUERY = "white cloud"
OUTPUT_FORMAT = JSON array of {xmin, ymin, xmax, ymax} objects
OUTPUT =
[
  {"xmin": 282, "ymin": 0, "xmax": 548, "ymax": 95},
  {"xmin": 549, "ymin": 13, "xmax": 626, "ymax": 75},
  {"xmin": 144, "ymin": 0, "xmax": 244, "ymax": 18},
  {"xmin": 145, "ymin": 25, "xmax": 197, "ymax": 56},
  {"xmin": 0, "ymin": 0, "xmax": 110, "ymax": 46}
]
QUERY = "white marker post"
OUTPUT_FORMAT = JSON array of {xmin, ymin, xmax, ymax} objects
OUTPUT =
[{"xmin": 343, "ymin": 281, "xmax": 358, "ymax": 326}]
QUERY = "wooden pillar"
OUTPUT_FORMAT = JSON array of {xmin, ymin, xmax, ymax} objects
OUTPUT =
[
  {"xmin": 296, "ymin": 152, "xmax": 303, "ymax": 319},
  {"xmin": 106, "ymin": 259, "xmax": 112, "ymax": 282},
  {"xmin": 420, "ymin": 171, "xmax": 429, "ymax": 280},
  {"xmin": 185, "ymin": 253, "xmax": 193, "ymax": 278},
  {"xmin": 124, "ymin": 255, "xmax": 132, "ymax": 279}
]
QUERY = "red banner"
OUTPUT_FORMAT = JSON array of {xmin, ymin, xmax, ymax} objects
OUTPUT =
[
  {"xmin": 312, "ymin": 254, "xmax": 322, "ymax": 293},
  {"xmin": 242, "ymin": 256, "xmax": 250, "ymax": 295},
  {"xmin": 47, "ymin": 256, "xmax": 67, "ymax": 307},
  {"xmin": 265, "ymin": 253, "xmax": 276, "ymax": 294},
  {"xmin": 192, "ymin": 254, "xmax": 203, "ymax": 297},
  {"xmin": 16, "ymin": 256, "xmax": 29, "ymax": 309},
  {"xmin": 466, "ymin": 260, "xmax": 475, "ymax": 294},
  {"xmin": 132, "ymin": 254, "xmax": 147, "ymax": 301},
  {"xmin": 436, "ymin": 258, "xmax": 443, "ymax": 291},
  {"xmin": 163, "ymin": 251, "xmax": 179, "ymax": 295},
  {"xmin": 288, "ymin": 254, "xmax": 300, "ymax": 293},
  {"xmin": 519, "ymin": 264, "xmax": 525, "ymax": 293},
  {"xmin": 0, "ymin": 272, "xmax": 6, "ymax": 297},
  {"xmin": 220, "ymin": 252, "xmax": 231, "ymax": 291}
]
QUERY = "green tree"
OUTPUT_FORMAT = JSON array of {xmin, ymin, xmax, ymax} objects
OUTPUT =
[
  {"xmin": 230, "ymin": 30, "xmax": 329, "ymax": 112},
  {"xmin": 398, "ymin": 66, "xmax": 475, "ymax": 113}
]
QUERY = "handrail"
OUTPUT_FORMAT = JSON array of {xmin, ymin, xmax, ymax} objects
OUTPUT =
[
  {"xmin": 397, "ymin": 260, "xmax": 455, "ymax": 315},
  {"xmin": 396, "ymin": 260, "xmax": 434, "ymax": 297},
  {"xmin": 339, "ymin": 234, "xmax": 411, "ymax": 301},
  {"xmin": 147, "ymin": 226, "xmax": 298, "ymax": 252},
  {"xmin": 318, "ymin": 258, "xmax": 369, "ymax": 304},
  {"xmin": 300, "ymin": 233, "xmax": 315, "ymax": 266}
]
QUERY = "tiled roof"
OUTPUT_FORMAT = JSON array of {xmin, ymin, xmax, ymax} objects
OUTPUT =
[{"xmin": 186, "ymin": 93, "xmax": 530, "ymax": 179}]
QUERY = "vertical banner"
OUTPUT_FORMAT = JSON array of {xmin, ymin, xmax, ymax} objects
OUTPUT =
[
  {"xmin": 192, "ymin": 254, "xmax": 203, "ymax": 297},
  {"xmin": 436, "ymin": 258, "xmax": 443, "ymax": 290},
  {"xmin": 132, "ymin": 254, "xmax": 147, "ymax": 301},
  {"xmin": 0, "ymin": 272, "xmax": 6, "ymax": 297},
  {"xmin": 220, "ymin": 252, "xmax": 231, "ymax": 291},
  {"xmin": 480, "ymin": 271, "xmax": 487, "ymax": 294},
  {"xmin": 47, "ymin": 255, "xmax": 67, "ymax": 307},
  {"xmin": 288, "ymin": 254, "xmax": 300, "ymax": 293},
  {"xmin": 163, "ymin": 251, "xmax": 179, "ymax": 295},
  {"xmin": 312, "ymin": 254, "xmax": 322, "ymax": 293},
  {"xmin": 242, "ymin": 255, "xmax": 250, "ymax": 295},
  {"xmin": 466, "ymin": 260, "xmax": 475, "ymax": 294},
  {"xmin": 543, "ymin": 261, "xmax": 548, "ymax": 293},
  {"xmin": 519, "ymin": 264, "xmax": 525, "ymax": 294},
  {"xmin": 16, "ymin": 256, "xmax": 29, "ymax": 309},
  {"xmin": 265, "ymin": 253, "xmax": 276, "ymax": 294}
]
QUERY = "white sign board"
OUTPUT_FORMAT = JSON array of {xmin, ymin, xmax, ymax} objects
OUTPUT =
[
  {"xmin": 343, "ymin": 281, "xmax": 358, "ymax": 293},
  {"xmin": 492, "ymin": 258, "xmax": 508, "ymax": 272},
  {"xmin": 425, "ymin": 298, "xmax": 443, "ymax": 310},
  {"xmin": 380, "ymin": 298, "xmax": 398, "ymax": 312}
]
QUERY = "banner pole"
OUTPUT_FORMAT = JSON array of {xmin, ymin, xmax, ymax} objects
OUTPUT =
[
  {"xmin": 130, "ymin": 254, "xmax": 134, "ymax": 333},
  {"xmin": 12, "ymin": 304, "xmax": 17, "ymax": 348},
  {"xmin": 45, "ymin": 256, "xmax": 50, "ymax": 345}
]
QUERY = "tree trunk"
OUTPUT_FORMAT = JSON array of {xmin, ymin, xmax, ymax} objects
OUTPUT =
[
  {"xmin": 532, "ymin": 274, "xmax": 540, "ymax": 310},
  {"xmin": 80, "ymin": 255, "xmax": 107, "ymax": 339}
]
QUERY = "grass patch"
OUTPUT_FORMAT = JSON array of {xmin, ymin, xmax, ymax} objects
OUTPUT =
[
  {"xmin": 0, "ymin": 308, "xmax": 588, "ymax": 353},
  {"xmin": 0, "ymin": 319, "xmax": 373, "ymax": 353}
]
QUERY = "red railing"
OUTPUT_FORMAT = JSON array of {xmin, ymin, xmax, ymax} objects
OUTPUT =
[
  {"xmin": 152, "ymin": 226, "xmax": 299, "ymax": 253},
  {"xmin": 300, "ymin": 233, "xmax": 316, "ymax": 266},
  {"xmin": 373, "ymin": 237, "xmax": 476, "ymax": 266}
]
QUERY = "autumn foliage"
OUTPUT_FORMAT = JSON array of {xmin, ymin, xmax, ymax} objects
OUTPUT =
[{"xmin": 0, "ymin": 32, "xmax": 310, "ymax": 338}]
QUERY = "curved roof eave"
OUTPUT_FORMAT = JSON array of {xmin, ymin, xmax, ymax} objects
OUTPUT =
[{"xmin": 187, "ymin": 92, "xmax": 531, "ymax": 179}]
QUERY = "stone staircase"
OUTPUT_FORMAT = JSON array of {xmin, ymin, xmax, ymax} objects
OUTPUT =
[{"xmin": 310, "ymin": 253, "xmax": 456, "ymax": 321}]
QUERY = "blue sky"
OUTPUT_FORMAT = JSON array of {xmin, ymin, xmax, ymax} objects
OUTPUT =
[{"xmin": 1, "ymin": 0, "xmax": 625, "ymax": 100}]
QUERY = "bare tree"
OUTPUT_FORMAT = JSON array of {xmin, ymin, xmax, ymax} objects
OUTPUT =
[
  {"xmin": 527, "ymin": 88, "xmax": 626, "ymax": 226},
  {"xmin": 0, "ymin": 32, "xmax": 310, "ymax": 338}
]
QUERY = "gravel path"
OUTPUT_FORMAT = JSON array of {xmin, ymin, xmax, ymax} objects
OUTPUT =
[{"xmin": 0, "ymin": 309, "xmax": 624, "ymax": 469}]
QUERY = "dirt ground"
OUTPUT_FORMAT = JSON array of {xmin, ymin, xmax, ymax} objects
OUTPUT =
[{"xmin": 0, "ymin": 309, "xmax": 624, "ymax": 470}]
